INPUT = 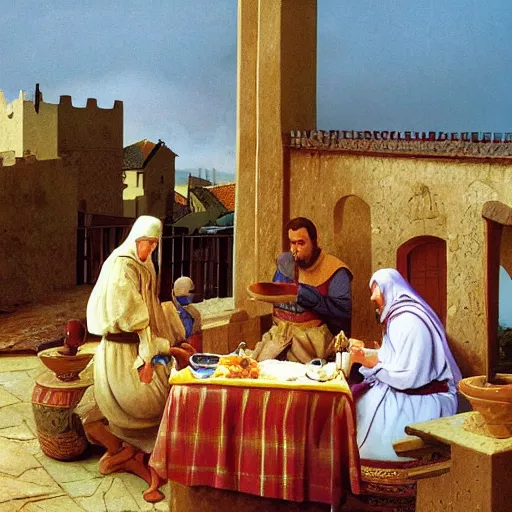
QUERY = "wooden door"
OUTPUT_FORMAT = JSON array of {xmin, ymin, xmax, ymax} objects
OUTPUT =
[{"xmin": 406, "ymin": 239, "xmax": 447, "ymax": 325}]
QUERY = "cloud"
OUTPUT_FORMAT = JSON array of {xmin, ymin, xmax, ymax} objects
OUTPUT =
[
  {"xmin": 39, "ymin": 70, "xmax": 236, "ymax": 172},
  {"xmin": 2, "ymin": 0, "xmax": 512, "ymax": 175}
]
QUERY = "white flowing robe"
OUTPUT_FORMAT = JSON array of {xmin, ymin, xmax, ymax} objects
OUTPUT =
[
  {"xmin": 356, "ymin": 309, "xmax": 457, "ymax": 461},
  {"xmin": 79, "ymin": 216, "xmax": 185, "ymax": 453}
]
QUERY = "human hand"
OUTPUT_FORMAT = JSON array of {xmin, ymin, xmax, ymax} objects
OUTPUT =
[
  {"xmin": 348, "ymin": 338, "xmax": 365, "ymax": 349},
  {"xmin": 349, "ymin": 346, "xmax": 366, "ymax": 365}
]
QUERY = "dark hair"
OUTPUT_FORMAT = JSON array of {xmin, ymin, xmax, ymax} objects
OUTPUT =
[{"xmin": 286, "ymin": 217, "xmax": 317, "ymax": 244}]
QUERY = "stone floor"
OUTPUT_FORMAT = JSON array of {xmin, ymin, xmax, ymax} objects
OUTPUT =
[
  {"xmin": 0, "ymin": 350, "xmax": 170, "ymax": 512},
  {"xmin": 0, "ymin": 288, "xmax": 381, "ymax": 511},
  {"xmin": 0, "ymin": 287, "xmax": 238, "ymax": 511}
]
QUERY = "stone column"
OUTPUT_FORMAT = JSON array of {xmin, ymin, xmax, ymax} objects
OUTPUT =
[{"xmin": 234, "ymin": 0, "xmax": 317, "ymax": 314}]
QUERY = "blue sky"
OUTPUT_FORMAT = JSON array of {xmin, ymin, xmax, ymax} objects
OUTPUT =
[
  {"xmin": 1, "ymin": 1, "xmax": 510, "ymax": 322},
  {"xmin": 1, "ymin": 1, "xmax": 511, "ymax": 173},
  {"xmin": 500, "ymin": 267, "xmax": 512, "ymax": 327}
]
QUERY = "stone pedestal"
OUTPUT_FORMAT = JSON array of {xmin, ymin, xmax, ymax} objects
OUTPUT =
[{"xmin": 406, "ymin": 412, "xmax": 512, "ymax": 512}]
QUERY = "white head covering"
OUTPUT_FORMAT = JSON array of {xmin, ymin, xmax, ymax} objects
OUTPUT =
[
  {"xmin": 86, "ymin": 215, "xmax": 163, "ymax": 336},
  {"xmin": 174, "ymin": 276, "xmax": 195, "ymax": 297},
  {"xmin": 118, "ymin": 215, "xmax": 162, "ymax": 259},
  {"xmin": 369, "ymin": 268, "xmax": 462, "ymax": 384}
]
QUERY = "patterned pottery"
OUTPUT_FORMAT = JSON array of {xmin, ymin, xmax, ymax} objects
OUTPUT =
[
  {"xmin": 458, "ymin": 374, "xmax": 512, "ymax": 438},
  {"xmin": 32, "ymin": 370, "xmax": 93, "ymax": 460}
]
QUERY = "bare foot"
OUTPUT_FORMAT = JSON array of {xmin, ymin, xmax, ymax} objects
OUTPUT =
[
  {"xmin": 121, "ymin": 450, "xmax": 152, "ymax": 484},
  {"xmin": 99, "ymin": 443, "xmax": 136, "ymax": 475},
  {"xmin": 143, "ymin": 466, "xmax": 167, "ymax": 503},
  {"xmin": 143, "ymin": 488, "xmax": 165, "ymax": 503}
]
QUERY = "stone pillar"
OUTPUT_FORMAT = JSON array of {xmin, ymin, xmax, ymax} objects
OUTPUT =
[{"xmin": 234, "ymin": 0, "xmax": 317, "ymax": 314}]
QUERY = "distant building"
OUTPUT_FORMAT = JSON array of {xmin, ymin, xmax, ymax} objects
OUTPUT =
[
  {"xmin": 188, "ymin": 186, "xmax": 229, "ymax": 219},
  {"xmin": 123, "ymin": 139, "xmax": 177, "ymax": 220},
  {"xmin": 174, "ymin": 190, "xmax": 190, "ymax": 221},
  {"xmin": 206, "ymin": 182, "xmax": 235, "ymax": 212}
]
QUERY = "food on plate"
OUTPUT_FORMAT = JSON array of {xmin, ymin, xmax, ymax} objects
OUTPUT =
[{"xmin": 212, "ymin": 355, "xmax": 260, "ymax": 379}]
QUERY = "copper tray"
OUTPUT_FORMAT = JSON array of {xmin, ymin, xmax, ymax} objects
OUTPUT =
[{"xmin": 246, "ymin": 282, "xmax": 298, "ymax": 304}]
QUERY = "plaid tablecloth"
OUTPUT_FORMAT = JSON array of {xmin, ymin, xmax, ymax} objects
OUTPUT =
[{"xmin": 149, "ymin": 378, "xmax": 361, "ymax": 504}]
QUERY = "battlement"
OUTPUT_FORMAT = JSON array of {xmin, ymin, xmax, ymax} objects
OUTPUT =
[
  {"xmin": 0, "ymin": 90, "xmax": 122, "ymax": 111},
  {"xmin": 0, "ymin": 153, "xmax": 53, "ymax": 168},
  {"xmin": 0, "ymin": 90, "xmax": 25, "ymax": 108},
  {"xmin": 58, "ymin": 95, "xmax": 122, "ymax": 111},
  {"xmin": 287, "ymin": 130, "xmax": 512, "ymax": 159}
]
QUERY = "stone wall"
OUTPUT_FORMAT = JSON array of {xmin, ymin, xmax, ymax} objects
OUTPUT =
[
  {"xmin": 0, "ymin": 157, "xmax": 77, "ymax": 306},
  {"xmin": 58, "ymin": 96, "xmax": 124, "ymax": 216},
  {"xmin": 23, "ymin": 95, "xmax": 58, "ymax": 160},
  {"xmin": 0, "ymin": 92, "xmax": 124, "ymax": 216},
  {"xmin": 285, "ymin": 144, "xmax": 512, "ymax": 376},
  {"xmin": 142, "ymin": 145, "xmax": 176, "ymax": 220},
  {"xmin": 0, "ymin": 91, "xmax": 24, "ymax": 157}
]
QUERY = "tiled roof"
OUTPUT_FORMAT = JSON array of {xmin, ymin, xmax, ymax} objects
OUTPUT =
[
  {"xmin": 207, "ymin": 182, "xmax": 235, "ymax": 212},
  {"xmin": 189, "ymin": 187, "xmax": 229, "ymax": 215},
  {"xmin": 175, "ymin": 191, "xmax": 188, "ymax": 206},
  {"xmin": 123, "ymin": 139, "xmax": 177, "ymax": 170}
]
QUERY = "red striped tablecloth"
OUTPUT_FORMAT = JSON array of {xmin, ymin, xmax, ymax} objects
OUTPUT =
[{"xmin": 150, "ymin": 382, "xmax": 361, "ymax": 505}]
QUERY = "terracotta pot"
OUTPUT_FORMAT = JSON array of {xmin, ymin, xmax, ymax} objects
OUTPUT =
[
  {"xmin": 458, "ymin": 374, "xmax": 512, "ymax": 438},
  {"xmin": 38, "ymin": 348, "xmax": 93, "ymax": 382},
  {"xmin": 246, "ymin": 282, "xmax": 299, "ymax": 304}
]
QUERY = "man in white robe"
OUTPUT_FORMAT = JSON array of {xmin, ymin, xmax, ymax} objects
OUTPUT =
[
  {"xmin": 77, "ymin": 215, "xmax": 187, "ymax": 502},
  {"xmin": 349, "ymin": 268, "xmax": 462, "ymax": 461}
]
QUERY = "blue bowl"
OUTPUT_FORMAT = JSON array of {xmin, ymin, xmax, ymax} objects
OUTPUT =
[{"xmin": 190, "ymin": 353, "xmax": 221, "ymax": 370}]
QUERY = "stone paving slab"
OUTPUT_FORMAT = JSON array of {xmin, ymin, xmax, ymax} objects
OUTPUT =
[
  {"xmin": 0, "ymin": 385, "xmax": 21, "ymax": 408},
  {"xmin": 0, "ymin": 370, "xmax": 38, "ymax": 402},
  {"xmin": 0, "ymin": 355, "xmax": 45, "ymax": 373},
  {"xmin": 36, "ymin": 452, "xmax": 103, "ymax": 484},
  {"xmin": 0, "ymin": 436, "xmax": 41, "ymax": 477},
  {"xmin": 7, "ymin": 495, "xmax": 86, "ymax": 512},
  {"xmin": 0, "ymin": 423, "xmax": 37, "ymax": 442},
  {"xmin": 0, "ymin": 475, "xmax": 64, "ymax": 506}
]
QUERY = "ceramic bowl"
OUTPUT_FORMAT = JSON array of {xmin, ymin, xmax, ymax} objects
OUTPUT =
[
  {"xmin": 38, "ymin": 348, "xmax": 93, "ymax": 382},
  {"xmin": 246, "ymin": 282, "xmax": 299, "ymax": 303}
]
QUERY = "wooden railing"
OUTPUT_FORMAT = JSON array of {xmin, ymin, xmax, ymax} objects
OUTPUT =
[
  {"xmin": 76, "ymin": 217, "xmax": 233, "ymax": 301},
  {"xmin": 159, "ymin": 233, "xmax": 233, "ymax": 301},
  {"xmin": 76, "ymin": 223, "xmax": 133, "ymax": 285}
]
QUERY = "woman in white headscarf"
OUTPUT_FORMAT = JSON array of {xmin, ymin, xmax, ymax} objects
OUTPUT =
[
  {"xmin": 78, "ymin": 215, "xmax": 186, "ymax": 502},
  {"xmin": 349, "ymin": 268, "xmax": 461, "ymax": 461}
]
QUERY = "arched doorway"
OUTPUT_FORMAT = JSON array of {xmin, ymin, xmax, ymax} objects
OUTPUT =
[
  {"xmin": 396, "ymin": 236, "xmax": 447, "ymax": 325},
  {"xmin": 334, "ymin": 195, "xmax": 379, "ymax": 340}
]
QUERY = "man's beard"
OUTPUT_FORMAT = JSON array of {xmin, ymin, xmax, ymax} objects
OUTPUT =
[{"xmin": 295, "ymin": 246, "xmax": 321, "ymax": 269}]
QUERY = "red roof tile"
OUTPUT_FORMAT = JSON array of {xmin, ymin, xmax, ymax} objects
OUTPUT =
[
  {"xmin": 208, "ymin": 183, "xmax": 235, "ymax": 211},
  {"xmin": 175, "ymin": 191, "xmax": 188, "ymax": 206}
]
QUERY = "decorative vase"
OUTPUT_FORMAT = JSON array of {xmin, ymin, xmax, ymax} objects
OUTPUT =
[{"xmin": 32, "ymin": 348, "xmax": 94, "ymax": 460}]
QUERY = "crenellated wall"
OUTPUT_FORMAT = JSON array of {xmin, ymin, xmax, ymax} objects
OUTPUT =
[
  {"xmin": 58, "ymin": 96, "xmax": 124, "ymax": 216},
  {"xmin": 0, "ymin": 91, "xmax": 124, "ymax": 216},
  {"xmin": 57, "ymin": 96, "xmax": 123, "ymax": 152},
  {"xmin": 0, "ymin": 156, "xmax": 77, "ymax": 306}
]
